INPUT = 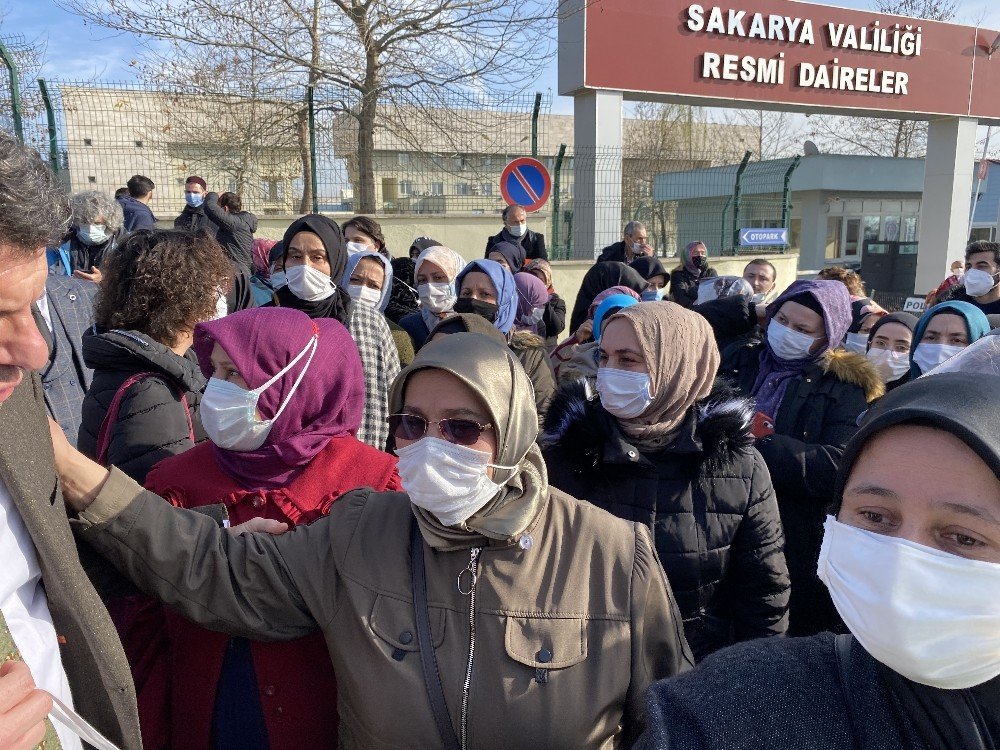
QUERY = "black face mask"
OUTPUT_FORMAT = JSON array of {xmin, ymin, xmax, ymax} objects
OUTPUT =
[
  {"xmin": 454, "ymin": 297, "xmax": 499, "ymax": 323},
  {"xmin": 693, "ymin": 254, "xmax": 708, "ymax": 270}
]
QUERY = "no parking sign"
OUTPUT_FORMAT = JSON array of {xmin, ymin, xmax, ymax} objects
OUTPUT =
[{"xmin": 499, "ymin": 157, "xmax": 552, "ymax": 212}]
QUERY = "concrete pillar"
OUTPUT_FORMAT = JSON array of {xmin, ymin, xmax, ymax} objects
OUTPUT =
[
  {"xmin": 914, "ymin": 117, "xmax": 978, "ymax": 295},
  {"xmin": 572, "ymin": 90, "xmax": 623, "ymax": 260}
]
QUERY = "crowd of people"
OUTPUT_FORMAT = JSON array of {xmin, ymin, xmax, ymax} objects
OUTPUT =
[{"xmin": 1, "ymin": 128, "xmax": 999, "ymax": 750}]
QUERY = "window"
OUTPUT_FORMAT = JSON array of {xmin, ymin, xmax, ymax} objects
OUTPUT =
[
  {"xmin": 135, "ymin": 140, "xmax": 144, "ymax": 148},
  {"xmin": 430, "ymin": 182, "xmax": 444, "ymax": 196},
  {"xmin": 825, "ymin": 217, "xmax": 842, "ymax": 261},
  {"xmin": 87, "ymin": 175, "xmax": 97, "ymax": 183},
  {"xmin": 902, "ymin": 216, "xmax": 919, "ymax": 243},
  {"xmin": 882, "ymin": 216, "xmax": 901, "ymax": 242},
  {"xmin": 455, "ymin": 183, "xmax": 470, "ymax": 196},
  {"xmin": 481, "ymin": 183, "xmax": 493, "ymax": 197},
  {"xmin": 399, "ymin": 180, "xmax": 413, "ymax": 196},
  {"xmin": 863, "ymin": 216, "xmax": 881, "ymax": 245},
  {"xmin": 398, "ymin": 152, "xmax": 411, "ymax": 166},
  {"xmin": 83, "ymin": 138, "xmax": 93, "ymax": 146},
  {"xmin": 263, "ymin": 179, "xmax": 282, "ymax": 202},
  {"xmin": 970, "ymin": 226, "xmax": 995, "ymax": 243},
  {"xmin": 844, "ymin": 218, "xmax": 861, "ymax": 257}
]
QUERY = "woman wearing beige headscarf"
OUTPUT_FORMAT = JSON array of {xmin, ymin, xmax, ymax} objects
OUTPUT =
[
  {"xmin": 543, "ymin": 301, "xmax": 790, "ymax": 661},
  {"xmin": 398, "ymin": 244, "xmax": 467, "ymax": 350},
  {"xmin": 53, "ymin": 331, "xmax": 693, "ymax": 749}
]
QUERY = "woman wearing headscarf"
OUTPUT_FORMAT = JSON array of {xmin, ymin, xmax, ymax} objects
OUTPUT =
[
  {"xmin": 568, "ymin": 261, "xmax": 647, "ymax": 333},
  {"xmin": 265, "ymin": 214, "xmax": 400, "ymax": 449},
  {"xmin": 399, "ymin": 245, "xmax": 467, "ymax": 351},
  {"xmin": 842, "ymin": 297, "xmax": 887, "ymax": 354},
  {"xmin": 863, "ymin": 311, "xmax": 919, "ymax": 391},
  {"xmin": 513, "ymin": 272, "xmax": 550, "ymax": 336},
  {"xmin": 56, "ymin": 333, "xmax": 694, "ymax": 749},
  {"xmin": 525, "ymin": 258, "xmax": 566, "ymax": 349},
  {"xmin": 638, "ymin": 366, "xmax": 1000, "ymax": 750},
  {"xmin": 715, "ymin": 279, "xmax": 884, "ymax": 637},
  {"xmin": 486, "ymin": 239, "xmax": 527, "ymax": 274},
  {"xmin": 551, "ymin": 286, "xmax": 642, "ymax": 384},
  {"xmin": 342, "ymin": 251, "xmax": 415, "ymax": 366},
  {"xmin": 909, "ymin": 300, "xmax": 990, "ymax": 379},
  {"xmin": 543, "ymin": 302, "xmax": 790, "ymax": 660},
  {"xmin": 669, "ymin": 241, "xmax": 718, "ymax": 309},
  {"xmin": 456, "ymin": 260, "xmax": 555, "ymax": 422},
  {"xmin": 121, "ymin": 308, "xmax": 401, "ymax": 750},
  {"xmin": 630, "ymin": 256, "xmax": 669, "ymax": 301}
]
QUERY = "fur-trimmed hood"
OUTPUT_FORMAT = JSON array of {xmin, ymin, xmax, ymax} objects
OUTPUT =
[
  {"xmin": 822, "ymin": 348, "xmax": 884, "ymax": 403},
  {"xmin": 541, "ymin": 377, "xmax": 755, "ymax": 468}
]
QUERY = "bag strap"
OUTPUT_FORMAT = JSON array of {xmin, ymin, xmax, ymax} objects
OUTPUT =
[
  {"xmin": 96, "ymin": 372, "xmax": 196, "ymax": 466},
  {"xmin": 409, "ymin": 519, "xmax": 461, "ymax": 750},
  {"xmin": 834, "ymin": 633, "xmax": 864, "ymax": 750}
]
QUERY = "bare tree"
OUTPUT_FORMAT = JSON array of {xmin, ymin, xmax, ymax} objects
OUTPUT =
[
  {"xmin": 58, "ymin": 0, "xmax": 555, "ymax": 213},
  {"xmin": 807, "ymin": 0, "xmax": 956, "ymax": 158},
  {"xmin": 721, "ymin": 108, "xmax": 805, "ymax": 161}
]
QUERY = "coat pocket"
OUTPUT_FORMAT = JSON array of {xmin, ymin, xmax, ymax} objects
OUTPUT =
[
  {"xmin": 504, "ymin": 616, "xmax": 588, "ymax": 670},
  {"xmin": 369, "ymin": 594, "xmax": 446, "ymax": 652}
]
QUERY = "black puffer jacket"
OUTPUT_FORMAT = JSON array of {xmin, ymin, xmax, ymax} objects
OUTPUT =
[
  {"xmin": 669, "ymin": 265, "xmax": 718, "ymax": 308},
  {"xmin": 78, "ymin": 329, "xmax": 207, "ymax": 484},
  {"xmin": 542, "ymin": 379, "xmax": 790, "ymax": 660},
  {"xmin": 720, "ymin": 337, "xmax": 883, "ymax": 637},
  {"xmin": 202, "ymin": 192, "xmax": 258, "ymax": 273},
  {"xmin": 173, "ymin": 205, "xmax": 220, "ymax": 240},
  {"xmin": 541, "ymin": 292, "xmax": 567, "ymax": 349}
]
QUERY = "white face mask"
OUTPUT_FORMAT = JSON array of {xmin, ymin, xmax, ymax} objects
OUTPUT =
[
  {"xmin": 285, "ymin": 264, "xmax": 336, "ymax": 302},
  {"xmin": 395, "ymin": 437, "xmax": 517, "ymax": 528},
  {"xmin": 631, "ymin": 242, "xmax": 647, "ymax": 256},
  {"xmin": 348, "ymin": 283, "xmax": 382, "ymax": 308},
  {"xmin": 345, "ymin": 241, "xmax": 370, "ymax": 256},
  {"xmin": 418, "ymin": 282, "xmax": 457, "ymax": 314},
  {"xmin": 507, "ymin": 222, "xmax": 526, "ymax": 238},
  {"xmin": 596, "ymin": 367, "xmax": 653, "ymax": 419},
  {"xmin": 964, "ymin": 267, "xmax": 999, "ymax": 298},
  {"xmin": 519, "ymin": 307, "xmax": 544, "ymax": 326},
  {"xmin": 78, "ymin": 224, "xmax": 109, "ymax": 246},
  {"xmin": 200, "ymin": 336, "xmax": 318, "ymax": 452},
  {"xmin": 866, "ymin": 348, "xmax": 910, "ymax": 383},
  {"xmin": 767, "ymin": 319, "xmax": 819, "ymax": 361},
  {"xmin": 842, "ymin": 332, "xmax": 869, "ymax": 354},
  {"xmin": 912, "ymin": 342, "xmax": 965, "ymax": 375},
  {"xmin": 818, "ymin": 515, "xmax": 1000, "ymax": 690}
]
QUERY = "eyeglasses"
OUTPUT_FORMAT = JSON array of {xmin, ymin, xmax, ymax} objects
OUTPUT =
[{"xmin": 387, "ymin": 413, "xmax": 492, "ymax": 446}]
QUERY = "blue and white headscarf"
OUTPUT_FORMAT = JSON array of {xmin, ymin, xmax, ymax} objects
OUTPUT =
[
  {"xmin": 455, "ymin": 259, "xmax": 517, "ymax": 334},
  {"xmin": 342, "ymin": 251, "xmax": 393, "ymax": 312}
]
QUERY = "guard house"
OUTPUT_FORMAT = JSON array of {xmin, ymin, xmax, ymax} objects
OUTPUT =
[{"xmin": 653, "ymin": 153, "xmax": 926, "ymax": 277}]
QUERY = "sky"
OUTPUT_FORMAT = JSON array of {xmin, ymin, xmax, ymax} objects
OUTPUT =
[{"xmin": 6, "ymin": 0, "xmax": 1000, "ymax": 115}]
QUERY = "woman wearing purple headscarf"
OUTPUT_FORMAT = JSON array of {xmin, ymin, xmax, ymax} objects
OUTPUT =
[
  {"xmin": 125, "ymin": 307, "xmax": 401, "ymax": 750},
  {"xmin": 715, "ymin": 279, "xmax": 884, "ymax": 638},
  {"xmin": 513, "ymin": 271, "xmax": 551, "ymax": 336}
]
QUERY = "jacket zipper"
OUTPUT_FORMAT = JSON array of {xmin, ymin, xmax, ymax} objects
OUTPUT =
[{"xmin": 457, "ymin": 546, "xmax": 482, "ymax": 750}]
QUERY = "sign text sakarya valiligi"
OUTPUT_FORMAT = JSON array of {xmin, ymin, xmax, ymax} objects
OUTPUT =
[{"xmin": 686, "ymin": 3, "xmax": 923, "ymax": 95}]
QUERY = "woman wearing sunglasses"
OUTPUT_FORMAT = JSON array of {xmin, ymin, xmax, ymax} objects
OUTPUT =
[
  {"xmin": 53, "ymin": 332, "xmax": 692, "ymax": 749},
  {"xmin": 113, "ymin": 307, "xmax": 401, "ymax": 750}
]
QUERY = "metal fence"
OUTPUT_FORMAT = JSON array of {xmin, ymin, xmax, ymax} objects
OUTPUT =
[{"xmin": 3, "ymin": 74, "xmax": 551, "ymax": 219}]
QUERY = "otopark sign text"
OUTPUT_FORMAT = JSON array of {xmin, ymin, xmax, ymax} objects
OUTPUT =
[{"xmin": 561, "ymin": 0, "xmax": 1000, "ymax": 123}]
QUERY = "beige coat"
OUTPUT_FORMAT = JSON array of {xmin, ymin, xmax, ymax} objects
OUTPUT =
[{"xmin": 76, "ymin": 469, "xmax": 692, "ymax": 749}]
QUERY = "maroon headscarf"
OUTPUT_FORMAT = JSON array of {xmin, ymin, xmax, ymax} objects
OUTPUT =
[{"xmin": 193, "ymin": 307, "xmax": 365, "ymax": 489}]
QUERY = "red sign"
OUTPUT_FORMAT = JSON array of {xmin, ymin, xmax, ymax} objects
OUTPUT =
[
  {"xmin": 564, "ymin": 0, "xmax": 1000, "ymax": 124},
  {"xmin": 499, "ymin": 158, "xmax": 552, "ymax": 212}
]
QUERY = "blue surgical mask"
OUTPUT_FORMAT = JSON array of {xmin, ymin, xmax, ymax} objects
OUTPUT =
[
  {"xmin": 185, "ymin": 192, "xmax": 205, "ymax": 208},
  {"xmin": 641, "ymin": 288, "xmax": 666, "ymax": 302}
]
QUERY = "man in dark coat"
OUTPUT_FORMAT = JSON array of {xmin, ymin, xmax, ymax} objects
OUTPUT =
[
  {"xmin": 202, "ymin": 191, "xmax": 257, "ymax": 274},
  {"xmin": 34, "ymin": 275, "xmax": 97, "ymax": 446},
  {"xmin": 117, "ymin": 174, "xmax": 157, "ymax": 231},
  {"xmin": 0, "ymin": 131, "xmax": 141, "ymax": 749},
  {"xmin": 597, "ymin": 220, "xmax": 653, "ymax": 263},
  {"xmin": 173, "ymin": 175, "xmax": 220, "ymax": 239},
  {"xmin": 484, "ymin": 204, "xmax": 547, "ymax": 261}
]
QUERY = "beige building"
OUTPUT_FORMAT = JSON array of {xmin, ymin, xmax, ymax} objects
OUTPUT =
[{"xmin": 57, "ymin": 84, "xmax": 302, "ymax": 216}]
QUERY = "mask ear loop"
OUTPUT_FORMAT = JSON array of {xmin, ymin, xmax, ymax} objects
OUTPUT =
[{"xmin": 254, "ymin": 334, "xmax": 320, "ymax": 425}]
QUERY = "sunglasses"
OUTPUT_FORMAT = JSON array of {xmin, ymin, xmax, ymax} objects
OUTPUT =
[{"xmin": 387, "ymin": 413, "xmax": 492, "ymax": 446}]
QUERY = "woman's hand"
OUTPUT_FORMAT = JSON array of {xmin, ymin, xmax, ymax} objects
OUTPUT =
[
  {"xmin": 47, "ymin": 417, "xmax": 110, "ymax": 514},
  {"xmin": 575, "ymin": 319, "xmax": 594, "ymax": 343},
  {"xmin": 228, "ymin": 517, "xmax": 289, "ymax": 536}
]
